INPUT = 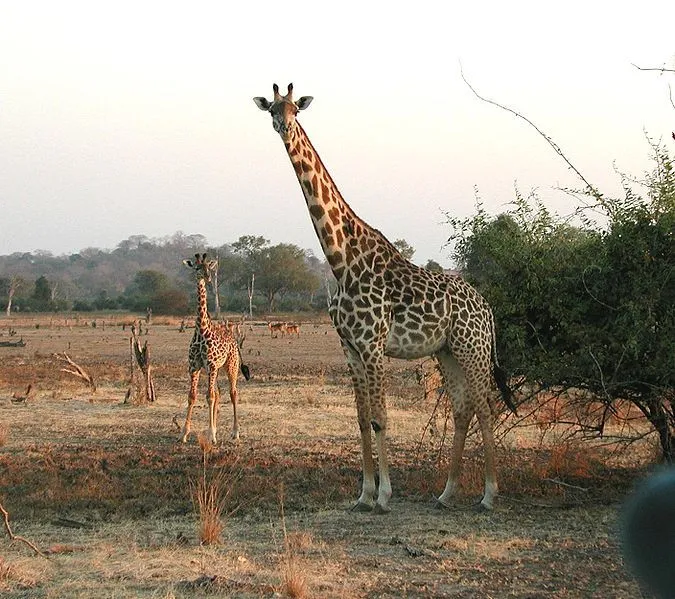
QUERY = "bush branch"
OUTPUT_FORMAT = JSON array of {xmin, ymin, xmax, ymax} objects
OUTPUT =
[{"xmin": 459, "ymin": 65, "xmax": 604, "ymax": 204}]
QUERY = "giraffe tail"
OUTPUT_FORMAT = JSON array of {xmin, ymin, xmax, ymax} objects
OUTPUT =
[
  {"xmin": 494, "ymin": 362, "xmax": 518, "ymax": 416},
  {"xmin": 241, "ymin": 363, "xmax": 251, "ymax": 381},
  {"xmin": 490, "ymin": 313, "xmax": 518, "ymax": 416}
]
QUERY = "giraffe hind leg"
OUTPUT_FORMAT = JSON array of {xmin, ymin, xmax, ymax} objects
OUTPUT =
[
  {"xmin": 435, "ymin": 349, "xmax": 471, "ymax": 508},
  {"xmin": 226, "ymin": 355, "xmax": 240, "ymax": 440},
  {"xmin": 436, "ymin": 348, "xmax": 499, "ymax": 510}
]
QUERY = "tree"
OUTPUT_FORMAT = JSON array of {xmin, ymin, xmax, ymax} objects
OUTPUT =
[
  {"xmin": 32, "ymin": 275, "xmax": 52, "ymax": 310},
  {"xmin": 253, "ymin": 243, "xmax": 319, "ymax": 311},
  {"xmin": 446, "ymin": 143, "xmax": 675, "ymax": 460},
  {"xmin": 424, "ymin": 259, "xmax": 444, "ymax": 273},
  {"xmin": 123, "ymin": 270, "xmax": 171, "ymax": 312},
  {"xmin": 393, "ymin": 239, "xmax": 415, "ymax": 261},
  {"xmin": 232, "ymin": 235, "xmax": 269, "ymax": 258}
]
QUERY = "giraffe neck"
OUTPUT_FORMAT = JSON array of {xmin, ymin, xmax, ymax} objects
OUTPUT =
[
  {"xmin": 284, "ymin": 122, "xmax": 397, "ymax": 279},
  {"xmin": 196, "ymin": 278, "xmax": 211, "ymax": 336}
]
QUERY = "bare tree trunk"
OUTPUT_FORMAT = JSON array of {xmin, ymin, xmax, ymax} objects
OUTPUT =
[
  {"xmin": 248, "ymin": 272, "xmax": 255, "ymax": 319},
  {"xmin": 212, "ymin": 256, "xmax": 221, "ymax": 318},
  {"xmin": 5, "ymin": 276, "xmax": 20, "ymax": 316}
]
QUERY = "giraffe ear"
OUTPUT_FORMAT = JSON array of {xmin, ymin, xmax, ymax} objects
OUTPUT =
[
  {"xmin": 253, "ymin": 97, "xmax": 272, "ymax": 111},
  {"xmin": 183, "ymin": 260, "xmax": 194, "ymax": 268},
  {"xmin": 296, "ymin": 96, "xmax": 313, "ymax": 110}
]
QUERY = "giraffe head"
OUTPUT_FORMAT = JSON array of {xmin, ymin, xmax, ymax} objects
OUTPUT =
[
  {"xmin": 183, "ymin": 253, "xmax": 217, "ymax": 284},
  {"xmin": 253, "ymin": 83, "xmax": 313, "ymax": 139}
]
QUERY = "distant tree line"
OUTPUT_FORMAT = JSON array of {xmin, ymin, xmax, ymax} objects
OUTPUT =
[
  {"xmin": 0, "ymin": 232, "xmax": 331, "ymax": 315},
  {"xmin": 0, "ymin": 231, "xmax": 443, "ymax": 316}
]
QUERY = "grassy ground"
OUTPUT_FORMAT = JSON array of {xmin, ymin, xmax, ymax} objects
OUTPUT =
[{"xmin": 0, "ymin": 314, "xmax": 652, "ymax": 597}]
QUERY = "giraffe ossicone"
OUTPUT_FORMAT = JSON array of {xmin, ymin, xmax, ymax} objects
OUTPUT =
[
  {"xmin": 254, "ymin": 84, "xmax": 517, "ymax": 513},
  {"xmin": 182, "ymin": 253, "xmax": 251, "ymax": 444}
]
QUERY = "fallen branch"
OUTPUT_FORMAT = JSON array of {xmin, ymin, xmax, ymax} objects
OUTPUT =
[
  {"xmin": 0, "ymin": 501, "xmax": 47, "ymax": 558},
  {"xmin": 543, "ymin": 478, "xmax": 589, "ymax": 492},
  {"xmin": 56, "ymin": 353, "xmax": 97, "ymax": 392},
  {"xmin": 0, "ymin": 338, "xmax": 26, "ymax": 348}
]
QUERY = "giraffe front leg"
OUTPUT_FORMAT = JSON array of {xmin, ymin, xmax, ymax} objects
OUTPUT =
[
  {"xmin": 344, "ymin": 348, "xmax": 376, "ymax": 511},
  {"xmin": 182, "ymin": 369, "xmax": 200, "ymax": 443},
  {"xmin": 206, "ymin": 368, "xmax": 219, "ymax": 444},
  {"xmin": 368, "ymin": 357, "xmax": 391, "ymax": 514}
]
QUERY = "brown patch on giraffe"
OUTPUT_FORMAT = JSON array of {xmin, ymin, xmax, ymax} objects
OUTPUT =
[
  {"xmin": 328, "ymin": 207, "xmax": 341, "ymax": 226},
  {"xmin": 309, "ymin": 204, "xmax": 325, "ymax": 220},
  {"xmin": 327, "ymin": 251, "xmax": 342, "ymax": 268},
  {"xmin": 302, "ymin": 180, "xmax": 313, "ymax": 196},
  {"xmin": 321, "ymin": 225, "xmax": 333, "ymax": 245}
]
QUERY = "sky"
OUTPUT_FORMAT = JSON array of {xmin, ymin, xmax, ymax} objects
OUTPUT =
[{"xmin": 1, "ymin": 1, "xmax": 674, "ymax": 268}]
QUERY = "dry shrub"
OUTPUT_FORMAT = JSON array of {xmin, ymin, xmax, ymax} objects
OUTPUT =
[
  {"xmin": 282, "ymin": 556, "xmax": 308, "ymax": 599},
  {"xmin": 193, "ymin": 474, "xmax": 225, "ymax": 545},
  {"xmin": 543, "ymin": 441, "xmax": 594, "ymax": 480},
  {"xmin": 191, "ymin": 435, "xmax": 241, "ymax": 546}
]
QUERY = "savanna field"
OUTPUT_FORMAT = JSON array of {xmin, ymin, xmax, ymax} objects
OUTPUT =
[{"xmin": 0, "ymin": 314, "xmax": 656, "ymax": 598}]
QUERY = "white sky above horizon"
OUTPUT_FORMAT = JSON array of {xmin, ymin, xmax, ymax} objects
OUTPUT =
[{"xmin": 1, "ymin": 1, "xmax": 673, "ymax": 268}]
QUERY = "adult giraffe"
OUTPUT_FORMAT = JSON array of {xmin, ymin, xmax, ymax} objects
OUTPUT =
[{"xmin": 253, "ymin": 84, "xmax": 516, "ymax": 513}]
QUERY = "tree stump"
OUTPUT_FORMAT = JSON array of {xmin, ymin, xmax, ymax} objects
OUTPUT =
[{"xmin": 126, "ymin": 322, "xmax": 156, "ymax": 404}]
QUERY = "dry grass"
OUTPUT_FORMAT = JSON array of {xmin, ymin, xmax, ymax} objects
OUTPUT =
[
  {"xmin": 0, "ymin": 557, "xmax": 36, "ymax": 593},
  {"xmin": 0, "ymin": 314, "xmax": 655, "ymax": 597},
  {"xmin": 0, "ymin": 422, "xmax": 7, "ymax": 447},
  {"xmin": 278, "ymin": 487, "xmax": 309, "ymax": 599}
]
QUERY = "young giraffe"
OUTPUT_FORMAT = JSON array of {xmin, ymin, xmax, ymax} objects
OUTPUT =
[
  {"xmin": 182, "ymin": 253, "xmax": 251, "ymax": 444},
  {"xmin": 254, "ymin": 84, "xmax": 517, "ymax": 513}
]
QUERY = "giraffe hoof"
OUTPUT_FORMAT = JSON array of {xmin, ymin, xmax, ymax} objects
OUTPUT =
[
  {"xmin": 373, "ymin": 503, "xmax": 391, "ymax": 515},
  {"xmin": 351, "ymin": 501, "xmax": 374, "ymax": 513},
  {"xmin": 473, "ymin": 500, "xmax": 492, "ymax": 512},
  {"xmin": 434, "ymin": 499, "xmax": 451, "ymax": 510}
]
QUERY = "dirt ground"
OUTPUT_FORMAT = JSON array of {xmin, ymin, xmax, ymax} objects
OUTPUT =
[{"xmin": 0, "ymin": 314, "xmax": 651, "ymax": 597}]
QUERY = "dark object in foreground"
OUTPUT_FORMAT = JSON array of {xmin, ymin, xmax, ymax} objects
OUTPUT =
[{"xmin": 621, "ymin": 467, "xmax": 675, "ymax": 598}]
